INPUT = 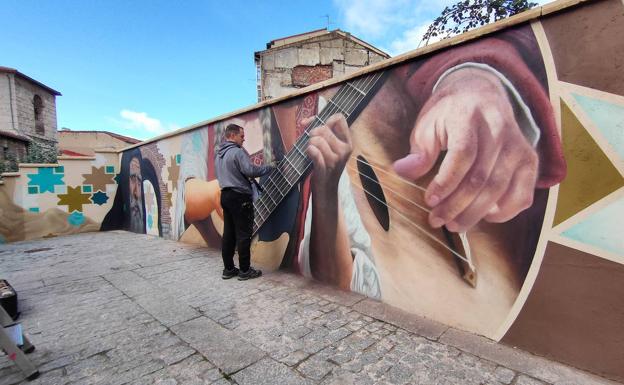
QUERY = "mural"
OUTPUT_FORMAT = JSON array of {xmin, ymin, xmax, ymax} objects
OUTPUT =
[
  {"xmin": 100, "ymin": 1, "xmax": 624, "ymax": 379},
  {"xmin": 0, "ymin": 153, "xmax": 118, "ymax": 243},
  {"xmin": 1, "ymin": 0, "xmax": 621, "ymax": 380},
  {"xmin": 121, "ymin": 22, "xmax": 558, "ymax": 340}
]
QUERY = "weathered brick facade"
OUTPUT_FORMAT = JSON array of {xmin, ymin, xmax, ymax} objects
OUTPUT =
[{"xmin": 255, "ymin": 29, "xmax": 389, "ymax": 101}]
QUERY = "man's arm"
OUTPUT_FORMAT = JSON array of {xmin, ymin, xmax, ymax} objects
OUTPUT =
[{"xmin": 235, "ymin": 150, "xmax": 273, "ymax": 178}]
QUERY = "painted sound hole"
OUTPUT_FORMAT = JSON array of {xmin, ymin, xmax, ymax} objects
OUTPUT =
[{"xmin": 356, "ymin": 155, "xmax": 390, "ymax": 231}]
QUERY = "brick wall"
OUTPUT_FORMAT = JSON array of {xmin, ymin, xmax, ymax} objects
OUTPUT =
[{"xmin": 258, "ymin": 34, "xmax": 388, "ymax": 101}]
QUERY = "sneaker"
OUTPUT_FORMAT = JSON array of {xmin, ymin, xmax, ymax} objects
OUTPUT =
[
  {"xmin": 238, "ymin": 267, "xmax": 262, "ymax": 281},
  {"xmin": 222, "ymin": 267, "xmax": 239, "ymax": 280}
]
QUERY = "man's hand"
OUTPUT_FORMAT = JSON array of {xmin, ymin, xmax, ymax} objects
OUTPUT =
[
  {"xmin": 393, "ymin": 67, "xmax": 539, "ymax": 232},
  {"xmin": 305, "ymin": 114, "xmax": 353, "ymax": 194}
]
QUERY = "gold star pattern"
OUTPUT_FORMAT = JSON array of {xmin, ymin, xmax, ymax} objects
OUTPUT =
[
  {"xmin": 82, "ymin": 166, "xmax": 116, "ymax": 192},
  {"xmin": 168, "ymin": 155, "xmax": 180, "ymax": 186},
  {"xmin": 57, "ymin": 186, "xmax": 93, "ymax": 213}
]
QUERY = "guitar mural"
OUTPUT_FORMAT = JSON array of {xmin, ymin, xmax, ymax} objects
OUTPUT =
[
  {"xmin": 97, "ymin": 0, "xmax": 624, "ymax": 380},
  {"xmin": 163, "ymin": 24, "xmax": 563, "ymax": 339}
]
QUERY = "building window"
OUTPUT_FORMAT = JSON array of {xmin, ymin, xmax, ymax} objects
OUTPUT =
[{"xmin": 33, "ymin": 95, "xmax": 44, "ymax": 135}]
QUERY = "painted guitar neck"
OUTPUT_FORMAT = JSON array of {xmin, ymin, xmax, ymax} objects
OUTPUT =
[{"xmin": 252, "ymin": 71, "xmax": 388, "ymax": 235}]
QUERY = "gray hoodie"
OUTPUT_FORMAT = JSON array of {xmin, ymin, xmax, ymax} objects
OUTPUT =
[{"xmin": 215, "ymin": 141, "xmax": 273, "ymax": 195}]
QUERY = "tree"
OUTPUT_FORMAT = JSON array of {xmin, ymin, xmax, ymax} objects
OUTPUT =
[{"xmin": 421, "ymin": 0, "xmax": 538, "ymax": 46}]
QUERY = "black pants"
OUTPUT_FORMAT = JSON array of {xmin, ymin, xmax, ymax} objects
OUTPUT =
[{"xmin": 220, "ymin": 189, "xmax": 254, "ymax": 272}]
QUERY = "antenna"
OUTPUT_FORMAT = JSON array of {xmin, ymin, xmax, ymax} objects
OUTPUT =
[{"xmin": 321, "ymin": 14, "xmax": 333, "ymax": 29}]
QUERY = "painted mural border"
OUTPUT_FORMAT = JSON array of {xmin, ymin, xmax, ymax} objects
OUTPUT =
[{"xmin": 492, "ymin": 19, "xmax": 563, "ymax": 340}]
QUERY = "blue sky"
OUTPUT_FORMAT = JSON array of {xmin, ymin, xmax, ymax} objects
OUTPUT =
[{"xmin": 2, "ymin": 0, "xmax": 547, "ymax": 140}]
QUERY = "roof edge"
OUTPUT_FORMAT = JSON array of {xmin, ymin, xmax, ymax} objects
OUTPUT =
[{"xmin": 0, "ymin": 66, "xmax": 62, "ymax": 96}]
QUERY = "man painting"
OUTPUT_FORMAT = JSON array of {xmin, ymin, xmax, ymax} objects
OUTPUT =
[{"xmin": 215, "ymin": 124, "xmax": 274, "ymax": 280}]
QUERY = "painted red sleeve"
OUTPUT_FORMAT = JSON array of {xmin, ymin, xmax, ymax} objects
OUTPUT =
[{"xmin": 401, "ymin": 37, "xmax": 566, "ymax": 188}]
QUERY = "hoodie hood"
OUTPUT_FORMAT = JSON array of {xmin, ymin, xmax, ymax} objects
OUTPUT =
[{"xmin": 217, "ymin": 141, "xmax": 239, "ymax": 158}]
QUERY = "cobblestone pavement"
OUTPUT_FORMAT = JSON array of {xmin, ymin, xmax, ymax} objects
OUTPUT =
[{"xmin": 0, "ymin": 232, "xmax": 618, "ymax": 385}]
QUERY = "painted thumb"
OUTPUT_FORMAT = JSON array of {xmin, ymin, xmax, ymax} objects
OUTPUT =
[{"xmin": 393, "ymin": 151, "xmax": 433, "ymax": 180}]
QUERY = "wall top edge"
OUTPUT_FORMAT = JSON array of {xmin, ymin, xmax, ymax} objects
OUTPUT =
[
  {"xmin": 57, "ymin": 156, "xmax": 97, "ymax": 160},
  {"xmin": 93, "ymin": 149, "xmax": 120, "ymax": 154},
  {"xmin": 18, "ymin": 163, "xmax": 59, "ymax": 168},
  {"xmin": 0, "ymin": 172, "xmax": 20, "ymax": 178},
  {"xmin": 119, "ymin": 0, "xmax": 593, "ymax": 152}
]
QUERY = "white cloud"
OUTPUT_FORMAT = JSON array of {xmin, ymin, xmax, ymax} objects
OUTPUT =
[
  {"xmin": 388, "ymin": 21, "xmax": 442, "ymax": 56},
  {"xmin": 335, "ymin": 0, "xmax": 541, "ymax": 57},
  {"xmin": 334, "ymin": 0, "xmax": 411, "ymax": 38},
  {"xmin": 119, "ymin": 110, "xmax": 165, "ymax": 134},
  {"xmin": 334, "ymin": 0, "xmax": 453, "ymax": 53},
  {"xmin": 109, "ymin": 109, "xmax": 179, "ymax": 139}
]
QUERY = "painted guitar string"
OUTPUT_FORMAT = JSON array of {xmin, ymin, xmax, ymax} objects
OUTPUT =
[
  {"xmin": 345, "ymin": 164, "xmax": 471, "ymax": 264},
  {"xmin": 349, "ymin": 155, "xmax": 427, "ymax": 193},
  {"xmin": 345, "ymin": 163, "xmax": 431, "ymax": 214},
  {"xmin": 253, "ymin": 72, "xmax": 384, "ymax": 230}
]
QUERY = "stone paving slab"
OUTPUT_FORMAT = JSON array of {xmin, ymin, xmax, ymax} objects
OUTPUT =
[
  {"xmin": 170, "ymin": 316, "xmax": 265, "ymax": 375},
  {"xmin": 0, "ymin": 231, "xmax": 620, "ymax": 385}
]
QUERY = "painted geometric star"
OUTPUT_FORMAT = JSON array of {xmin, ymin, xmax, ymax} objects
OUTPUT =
[
  {"xmin": 57, "ymin": 186, "xmax": 92, "ymax": 212},
  {"xmin": 144, "ymin": 184, "xmax": 154, "ymax": 212},
  {"xmin": 82, "ymin": 166, "xmax": 115, "ymax": 191},
  {"xmin": 168, "ymin": 155, "xmax": 180, "ymax": 185},
  {"xmin": 91, "ymin": 191, "xmax": 109, "ymax": 206},
  {"xmin": 27, "ymin": 167, "xmax": 65, "ymax": 193}
]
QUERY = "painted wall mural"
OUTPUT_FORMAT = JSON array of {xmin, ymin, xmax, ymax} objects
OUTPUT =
[
  {"xmin": 152, "ymin": 22, "xmax": 562, "ymax": 339},
  {"xmin": 0, "ymin": 0, "xmax": 620, "ymax": 380},
  {"xmin": 0, "ymin": 152, "xmax": 119, "ymax": 243}
]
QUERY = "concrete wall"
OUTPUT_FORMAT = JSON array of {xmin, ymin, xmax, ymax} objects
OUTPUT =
[{"xmin": 58, "ymin": 131, "xmax": 137, "ymax": 155}]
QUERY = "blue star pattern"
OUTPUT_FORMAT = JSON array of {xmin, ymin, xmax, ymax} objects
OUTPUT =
[
  {"xmin": 68, "ymin": 211, "xmax": 85, "ymax": 227},
  {"xmin": 91, "ymin": 191, "xmax": 109, "ymax": 205},
  {"xmin": 147, "ymin": 214, "xmax": 154, "ymax": 229},
  {"xmin": 27, "ymin": 167, "xmax": 65, "ymax": 194}
]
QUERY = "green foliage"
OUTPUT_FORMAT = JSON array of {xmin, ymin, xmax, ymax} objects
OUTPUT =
[
  {"xmin": 421, "ymin": 0, "xmax": 537, "ymax": 45},
  {"xmin": 25, "ymin": 141, "xmax": 58, "ymax": 164},
  {"xmin": 0, "ymin": 152, "xmax": 18, "ymax": 174}
]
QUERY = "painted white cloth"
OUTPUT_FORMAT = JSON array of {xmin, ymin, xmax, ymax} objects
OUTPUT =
[{"xmin": 298, "ymin": 171, "xmax": 382, "ymax": 299}]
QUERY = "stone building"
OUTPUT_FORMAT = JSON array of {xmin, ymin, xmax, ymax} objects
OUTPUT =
[
  {"xmin": 254, "ymin": 29, "xmax": 390, "ymax": 101},
  {"xmin": 58, "ymin": 129, "xmax": 140, "ymax": 157},
  {"xmin": 0, "ymin": 66, "xmax": 61, "ymax": 170}
]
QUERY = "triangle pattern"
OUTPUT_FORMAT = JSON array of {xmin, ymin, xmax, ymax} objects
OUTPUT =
[
  {"xmin": 572, "ymin": 93, "xmax": 624, "ymax": 162},
  {"xmin": 553, "ymin": 100, "xmax": 624, "ymax": 225},
  {"xmin": 561, "ymin": 194, "xmax": 624, "ymax": 256}
]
